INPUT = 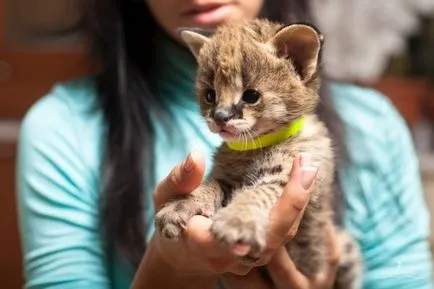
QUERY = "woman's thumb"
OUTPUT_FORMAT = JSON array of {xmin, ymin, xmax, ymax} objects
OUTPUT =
[{"xmin": 154, "ymin": 150, "xmax": 205, "ymax": 210}]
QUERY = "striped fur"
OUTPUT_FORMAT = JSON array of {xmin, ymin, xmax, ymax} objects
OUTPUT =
[{"xmin": 155, "ymin": 18, "xmax": 363, "ymax": 288}]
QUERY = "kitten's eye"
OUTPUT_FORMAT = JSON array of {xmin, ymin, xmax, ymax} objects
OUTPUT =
[
  {"xmin": 205, "ymin": 89, "xmax": 216, "ymax": 104},
  {"xmin": 242, "ymin": 89, "xmax": 261, "ymax": 104}
]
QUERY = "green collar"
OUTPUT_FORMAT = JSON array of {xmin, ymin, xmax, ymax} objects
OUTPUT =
[{"xmin": 225, "ymin": 116, "xmax": 304, "ymax": 151}]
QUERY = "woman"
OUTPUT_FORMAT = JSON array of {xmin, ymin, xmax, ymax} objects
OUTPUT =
[{"xmin": 16, "ymin": 0, "xmax": 433, "ymax": 288}]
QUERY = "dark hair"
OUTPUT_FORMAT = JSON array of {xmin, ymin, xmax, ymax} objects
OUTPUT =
[{"xmin": 82, "ymin": 0, "xmax": 348, "ymax": 267}]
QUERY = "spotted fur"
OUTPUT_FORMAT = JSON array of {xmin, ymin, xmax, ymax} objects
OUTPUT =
[{"xmin": 155, "ymin": 18, "xmax": 363, "ymax": 288}]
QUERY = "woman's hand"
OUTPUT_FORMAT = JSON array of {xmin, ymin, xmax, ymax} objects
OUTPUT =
[
  {"xmin": 132, "ymin": 151, "xmax": 318, "ymax": 289},
  {"xmin": 221, "ymin": 222, "xmax": 341, "ymax": 289},
  {"xmin": 152, "ymin": 150, "xmax": 245, "ymax": 277}
]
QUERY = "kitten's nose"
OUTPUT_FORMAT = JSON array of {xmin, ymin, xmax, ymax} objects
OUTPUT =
[{"xmin": 213, "ymin": 107, "xmax": 236, "ymax": 124}]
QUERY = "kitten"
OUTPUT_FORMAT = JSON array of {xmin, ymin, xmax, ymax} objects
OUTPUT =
[{"xmin": 155, "ymin": 18, "xmax": 363, "ymax": 288}]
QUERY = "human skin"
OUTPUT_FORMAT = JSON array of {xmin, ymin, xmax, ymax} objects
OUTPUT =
[
  {"xmin": 130, "ymin": 151, "xmax": 340, "ymax": 289},
  {"xmin": 146, "ymin": 0, "xmax": 264, "ymax": 39}
]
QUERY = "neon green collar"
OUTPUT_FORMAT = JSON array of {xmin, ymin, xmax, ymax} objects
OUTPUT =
[{"xmin": 225, "ymin": 116, "xmax": 304, "ymax": 151}]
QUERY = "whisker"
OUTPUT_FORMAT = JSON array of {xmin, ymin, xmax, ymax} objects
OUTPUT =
[
  {"xmin": 241, "ymin": 130, "xmax": 248, "ymax": 151},
  {"xmin": 246, "ymin": 128, "xmax": 260, "ymax": 151},
  {"xmin": 254, "ymin": 128, "xmax": 264, "ymax": 153},
  {"xmin": 241, "ymin": 131, "xmax": 248, "ymax": 159},
  {"xmin": 243, "ymin": 131, "xmax": 248, "ymax": 151},
  {"xmin": 246, "ymin": 129, "xmax": 254, "ymax": 150}
]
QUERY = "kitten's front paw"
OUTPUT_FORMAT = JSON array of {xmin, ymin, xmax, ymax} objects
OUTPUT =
[
  {"xmin": 155, "ymin": 199, "xmax": 211, "ymax": 240},
  {"xmin": 211, "ymin": 207, "xmax": 268, "ymax": 256}
]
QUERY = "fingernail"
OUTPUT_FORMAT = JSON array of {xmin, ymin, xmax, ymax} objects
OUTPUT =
[
  {"xmin": 300, "ymin": 166, "xmax": 318, "ymax": 190},
  {"xmin": 183, "ymin": 152, "xmax": 194, "ymax": 174},
  {"xmin": 299, "ymin": 152, "xmax": 312, "ymax": 167}
]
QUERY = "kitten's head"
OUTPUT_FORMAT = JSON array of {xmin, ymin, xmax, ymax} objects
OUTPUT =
[{"xmin": 180, "ymin": 19, "xmax": 323, "ymax": 141}]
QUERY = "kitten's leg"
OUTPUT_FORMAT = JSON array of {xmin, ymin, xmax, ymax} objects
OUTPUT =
[
  {"xmin": 210, "ymin": 179, "xmax": 285, "ymax": 256},
  {"xmin": 155, "ymin": 179, "xmax": 224, "ymax": 240},
  {"xmin": 333, "ymin": 228, "xmax": 364, "ymax": 289}
]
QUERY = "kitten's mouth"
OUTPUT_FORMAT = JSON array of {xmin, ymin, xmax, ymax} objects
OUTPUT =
[
  {"xmin": 207, "ymin": 120, "xmax": 257, "ymax": 141},
  {"xmin": 217, "ymin": 126, "xmax": 240, "ymax": 141},
  {"xmin": 219, "ymin": 129, "xmax": 238, "ymax": 140}
]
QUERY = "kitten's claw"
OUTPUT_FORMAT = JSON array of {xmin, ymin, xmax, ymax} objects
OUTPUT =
[
  {"xmin": 155, "ymin": 199, "xmax": 210, "ymax": 240},
  {"xmin": 211, "ymin": 207, "xmax": 267, "ymax": 256}
]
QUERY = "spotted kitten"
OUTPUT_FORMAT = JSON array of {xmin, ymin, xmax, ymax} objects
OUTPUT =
[{"xmin": 155, "ymin": 18, "xmax": 363, "ymax": 288}]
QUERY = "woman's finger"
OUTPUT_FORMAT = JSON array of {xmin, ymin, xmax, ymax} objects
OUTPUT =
[
  {"xmin": 267, "ymin": 246, "xmax": 309, "ymax": 289},
  {"xmin": 266, "ymin": 154, "xmax": 318, "ymax": 248},
  {"xmin": 153, "ymin": 150, "xmax": 205, "ymax": 210},
  {"xmin": 314, "ymin": 222, "xmax": 341, "ymax": 287},
  {"xmin": 184, "ymin": 215, "xmax": 252, "ymax": 275},
  {"xmin": 266, "ymin": 225, "xmax": 340, "ymax": 289},
  {"xmin": 221, "ymin": 269, "xmax": 273, "ymax": 289},
  {"xmin": 185, "ymin": 215, "xmax": 232, "ymax": 259},
  {"xmin": 285, "ymin": 190, "xmax": 310, "ymax": 241}
]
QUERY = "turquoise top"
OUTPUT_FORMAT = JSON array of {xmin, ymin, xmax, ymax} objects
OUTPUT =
[{"xmin": 16, "ymin": 31, "xmax": 433, "ymax": 289}]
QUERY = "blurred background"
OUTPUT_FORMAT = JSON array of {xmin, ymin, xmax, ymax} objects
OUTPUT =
[{"xmin": 1, "ymin": 0, "xmax": 434, "ymax": 288}]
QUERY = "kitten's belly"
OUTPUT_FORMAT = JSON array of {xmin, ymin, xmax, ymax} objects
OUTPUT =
[{"xmin": 212, "ymin": 148, "xmax": 295, "ymax": 190}]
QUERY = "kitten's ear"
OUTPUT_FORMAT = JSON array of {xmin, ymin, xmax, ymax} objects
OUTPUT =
[
  {"xmin": 269, "ymin": 24, "xmax": 322, "ymax": 82},
  {"xmin": 176, "ymin": 27, "xmax": 212, "ymax": 60}
]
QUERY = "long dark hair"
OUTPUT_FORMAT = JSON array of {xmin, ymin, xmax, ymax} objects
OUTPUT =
[{"xmin": 82, "ymin": 0, "xmax": 348, "ymax": 267}]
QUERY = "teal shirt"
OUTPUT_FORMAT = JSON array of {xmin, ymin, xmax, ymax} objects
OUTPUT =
[{"xmin": 16, "ymin": 32, "xmax": 433, "ymax": 288}]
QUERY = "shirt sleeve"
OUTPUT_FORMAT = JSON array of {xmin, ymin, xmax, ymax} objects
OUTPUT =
[
  {"xmin": 16, "ymin": 93, "xmax": 110, "ymax": 288},
  {"xmin": 335, "ymin": 85, "xmax": 434, "ymax": 289}
]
